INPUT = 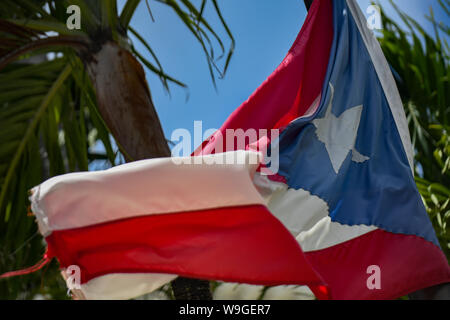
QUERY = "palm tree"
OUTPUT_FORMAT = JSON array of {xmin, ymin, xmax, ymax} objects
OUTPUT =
[{"xmin": 0, "ymin": 0, "xmax": 234, "ymax": 299}]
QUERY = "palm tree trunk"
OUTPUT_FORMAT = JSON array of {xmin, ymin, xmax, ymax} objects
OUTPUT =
[
  {"xmin": 86, "ymin": 41, "xmax": 170, "ymax": 160},
  {"xmin": 85, "ymin": 41, "xmax": 212, "ymax": 300}
]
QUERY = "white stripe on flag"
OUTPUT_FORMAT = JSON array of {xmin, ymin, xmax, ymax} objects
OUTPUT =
[
  {"xmin": 254, "ymin": 174, "xmax": 377, "ymax": 252},
  {"xmin": 296, "ymin": 216, "xmax": 377, "ymax": 252},
  {"xmin": 63, "ymin": 271, "xmax": 176, "ymax": 300},
  {"xmin": 31, "ymin": 151, "xmax": 264, "ymax": 235}
]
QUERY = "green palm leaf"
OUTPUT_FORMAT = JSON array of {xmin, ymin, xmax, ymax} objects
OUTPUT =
[{"xmin": 0, "ymin": 0, "xmax": 235, "ymax": 299}]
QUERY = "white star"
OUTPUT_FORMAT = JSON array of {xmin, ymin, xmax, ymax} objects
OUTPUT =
[{"xmin": 312, "ymin": 83, "xmax": 369, "ymax": 174}]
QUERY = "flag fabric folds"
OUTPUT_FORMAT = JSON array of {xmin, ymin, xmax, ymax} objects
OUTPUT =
[
  {"xmin": 197, "ymin": 0, "xmax": 450, "ymax": 299},
  {"xmin": 29, "ymin": 151, "xmax": 328, "ymax": 300},
  {"xmin": 16, "ymin": 0, "xmax": 450, "ymax": 300}
]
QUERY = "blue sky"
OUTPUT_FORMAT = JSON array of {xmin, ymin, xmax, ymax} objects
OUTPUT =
[{"xmin": 119, "ymin": 0, "xmax": 447, "ymax": 154}]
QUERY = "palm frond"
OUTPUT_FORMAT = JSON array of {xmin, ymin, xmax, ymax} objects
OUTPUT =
[{"xmin": 154, "ymin": 0, "xmax": 235, "ymax": 86}]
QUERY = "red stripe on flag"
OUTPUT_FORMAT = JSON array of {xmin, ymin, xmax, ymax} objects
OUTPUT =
[
  {"xmin": 196, "ymin": 0, "xmax": 333, "ymax": 156},
  {"xmin": 305, "ymin": 229, "xmax": 450, "ymax": 299},
  {"xmin": 45, "ymin": 205, "xmax": 330, "ymax": 299}
]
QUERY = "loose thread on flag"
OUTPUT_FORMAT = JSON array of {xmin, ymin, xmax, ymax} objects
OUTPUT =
[{"xmin": 0, "ymin": 249, "xmax": 51, "ymax": 279}]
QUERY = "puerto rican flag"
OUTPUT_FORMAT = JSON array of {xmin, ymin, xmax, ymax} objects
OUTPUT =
[
  {"xmin": 196, "ymin": 0, "xmax": 450, "ymax": 299},
  {"xmin": 13, "ymin": 0, "xmax": 450, "ymax": 299},
  {"xmin": 27, "ymin": 151, "xmax": 328, "ymax": 299}
]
